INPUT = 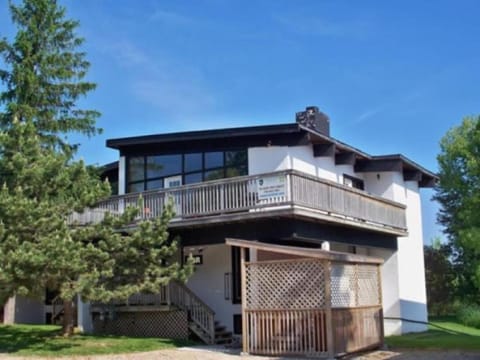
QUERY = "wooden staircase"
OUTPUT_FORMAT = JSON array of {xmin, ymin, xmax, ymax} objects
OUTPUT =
[
  {"xmin": 91, "ymin": 282, "xmax": 232, "ymax": 346},
  {"xmin": 50, "ymin": 296, "xmax": 77, "ymax": 326},
  {"xmin": 168, "ymin": 281, "xmax": 216, "ymax": 345},
  {"xmin": 51, "ymin": 296, "xmax": 64, "ymax": 324},
  {"xmin": 214, "ymin": 321, "xmax": 233, "ymax": 345}
]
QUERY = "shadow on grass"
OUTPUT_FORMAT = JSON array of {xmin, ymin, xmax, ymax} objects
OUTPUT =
[
  {"xmin": 428, "ymin": 323, "xmax": 472, "ymax": 335},
  {"xmin": 79, "ymin": 333, "xmax": 196, "ymax": 347},
  {"xmin": 0, "ymin": 325, "xmax": 73, "ymax": 354},
  {"xmin": 0, "ymin": 325, "xmax": 197, "ymax": 355},
  {"xmin": 428, "ymin": 316, "xmax": 480, "ymax": 336},
  {"xmin": 386, "ymin": 318, "xmax": 480, "ymax": 351}
]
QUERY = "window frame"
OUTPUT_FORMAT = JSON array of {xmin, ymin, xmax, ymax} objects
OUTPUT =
[
  {"xmin": 125, "ymin": 149, "xmax": 248, "ymax": 193},
  {"xmin": 343, "ymin": 174, "xmax": 365, "ymax": 190}
]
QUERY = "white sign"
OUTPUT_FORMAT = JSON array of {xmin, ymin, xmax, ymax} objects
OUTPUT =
[{"xmin": 257, "ymin": 176, "xmax": 286, "ymax": 200}]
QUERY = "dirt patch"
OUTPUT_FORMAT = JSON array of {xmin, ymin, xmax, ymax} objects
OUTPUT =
[
  {"xmin": 0, "ymin": 347, "xmax": 479, "ymax": 360},
  {"xmin": 344, "ymin": 349, "xmax": 480, "ymax": 360}
]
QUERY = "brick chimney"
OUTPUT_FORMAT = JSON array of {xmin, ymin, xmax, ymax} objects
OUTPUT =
[{"xmin": 295, "ymin": 106, "xmax": 330, "ymax": 136}]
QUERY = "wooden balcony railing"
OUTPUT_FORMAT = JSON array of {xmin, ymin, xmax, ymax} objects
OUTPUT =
[{"xmin": 69, "ymin": 170, "xmax": 407, "ymax": 233}]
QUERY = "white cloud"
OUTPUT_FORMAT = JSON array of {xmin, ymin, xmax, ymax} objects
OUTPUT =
[
  {"xmin": 110, "ymin": 41, "xmax": 152, "ymax": 67},
  {"xmin": 273, "ymin": 13, "xmax": 371, "ymax": 39},
  {"xmin": 353, "ymin": 106, "xmax": 384, "ymax": 124},
  {"xmin": 133, "ymin": 78, "xmax": 215, "ymax": 115},
  {"xmin": 102, "ymin": 39, "xmax": 216, "ymax": 117},
  {"xmin": 352, "ymin": 88, "xmax": 427, "ymax": 125},
  {"xmin": 149, "ymin": 9, "xmax": 193, "ymax": 26}
]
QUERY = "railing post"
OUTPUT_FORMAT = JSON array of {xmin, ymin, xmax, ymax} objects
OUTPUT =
[
  {"xmin": 166, "ymin": 283, "xmax": 171, "ymax": 306},
  {"xmin": 325, "ymin": 260, "xmax": 334, "ymax": 358},
  {"xmin": 288, "ymin": 171, "xmax": 294, "ymax": 204},
  {"xmin": 209, "ymin": 311, "xmax": 215, "ymax": 344},
  {"xmin": 119, "ymin": 198, "xmax": 125, "ymax": 214}
]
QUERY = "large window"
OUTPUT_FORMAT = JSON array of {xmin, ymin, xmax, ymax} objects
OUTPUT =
[{"xmin": 126, "ymin": 149, "xmax": 248, "ymax": 193}]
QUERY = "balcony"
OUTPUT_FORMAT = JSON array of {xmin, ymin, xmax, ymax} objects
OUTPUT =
[{"xmin": 70, "ymin": 170, "xmax": 407, "ymax": 236}]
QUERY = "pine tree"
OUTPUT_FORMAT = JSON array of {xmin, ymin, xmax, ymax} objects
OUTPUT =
[
  {"xmin": 0, "ymin": 0, "xmax": 100, "ymax": 154},
  {"xmin": 0, "ymin": 0, "xmax": 193, "ymax": 336}
]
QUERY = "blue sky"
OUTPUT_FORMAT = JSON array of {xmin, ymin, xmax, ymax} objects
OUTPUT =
[{"xmin": 2, "ymin": 0, "xmax": 480, "ymax": 243}]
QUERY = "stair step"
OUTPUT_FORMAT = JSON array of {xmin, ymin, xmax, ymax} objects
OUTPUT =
[
  {"xmin": 189, "ymin": 318, "xmax": 233, "ymax": 346},
  {"xmin": 215, "ymin": 337, "xmax": 233, "ymax": 345},
  {"xmin": 215, "ymin": 330, "xmax": 232, "ymax": 337}
]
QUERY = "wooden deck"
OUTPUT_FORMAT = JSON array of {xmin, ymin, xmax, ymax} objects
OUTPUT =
[{"xmin": 70, "ymin": 170, "xmax": 407, "ymax": 235}]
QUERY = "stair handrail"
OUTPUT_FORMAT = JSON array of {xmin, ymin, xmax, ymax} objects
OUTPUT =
[
  {"xmin": 51, "ymin": 296, "xmax": 64, "ymax": 323},
  {"xmin": 168, "ymin": 281, "xmax": 215, "ymax": 344}
]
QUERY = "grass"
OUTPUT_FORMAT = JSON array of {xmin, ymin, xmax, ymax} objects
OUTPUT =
[
  {"xmin": 0, "ymin": 324, "xmax": 195, "ymax": 357},
  {"xmin": 386, "ymin": 316, "xmax": 480, "ymax": 351}
]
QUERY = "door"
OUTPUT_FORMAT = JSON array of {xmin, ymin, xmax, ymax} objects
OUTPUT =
[{"xmin": 164, "ymin": 175, "xmax": 182, "ymax": 216}]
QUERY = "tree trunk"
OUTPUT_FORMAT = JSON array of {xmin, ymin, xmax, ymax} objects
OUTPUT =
[{"xmin": 62, "ymin": 299, "xmax": 75, "ymax": 336}]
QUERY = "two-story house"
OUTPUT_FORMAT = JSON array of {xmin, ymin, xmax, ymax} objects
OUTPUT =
[{"xmin": 2, "ymin": 106, "xmax": 436, "ymax": 356}]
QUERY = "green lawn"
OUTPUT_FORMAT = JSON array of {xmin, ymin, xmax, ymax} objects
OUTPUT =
[
  {"xmin": 386, "ymin": 316, "xmax": 480, "ymax": 351},
  {"xmin": 0, "ymin": 324, "xmax": 194, "ymax": 357}
]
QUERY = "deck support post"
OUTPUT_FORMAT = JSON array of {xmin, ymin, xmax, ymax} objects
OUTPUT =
[
  {"xmin": 240, "ymin": 247, "xmax": 248, "ymax": 354},
  {"xmin": 325, "ymin": 260, "xmax": 334, "ymax": 359},
  {"xmin": 377, "ymin": 265, "xmax": 385, "ymax": 348}
]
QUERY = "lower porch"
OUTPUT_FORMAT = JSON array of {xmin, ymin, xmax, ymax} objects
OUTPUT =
[{"xmin": 84, "ymin": 239, "xmax": 386, "ymax": 358}]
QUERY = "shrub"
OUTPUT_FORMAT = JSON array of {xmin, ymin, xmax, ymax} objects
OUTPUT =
[{"xmin": 457, "ymin": 304, "xmax": 480, "ymax": 329}]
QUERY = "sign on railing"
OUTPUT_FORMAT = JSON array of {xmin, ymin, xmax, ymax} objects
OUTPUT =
[{"xmin": 256, "ymin": 175, "xmax": 287, "ymax": 200}]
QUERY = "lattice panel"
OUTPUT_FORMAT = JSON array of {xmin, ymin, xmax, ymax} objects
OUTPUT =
[
  {"xmin": 92, "ymin": 310, "xmax": 188, "ymax": 339},
  {"xmin": 246, "ymin": 259, "xmax": 326, "ymax": 310},
  {"xmin": 331, "ymin": 264, "xmax": 357, "ymax": 308},
  {"xmin": 331, "ymin": 263, "xmax": 380, "ymax": 308},
  {"xmin": 357, "ymin": 264, "xmax": 380, "ymax": 306}
]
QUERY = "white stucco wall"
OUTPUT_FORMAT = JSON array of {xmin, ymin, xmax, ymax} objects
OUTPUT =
[
  {"xmin": 315, "ymin": 156, "xmax": 337, "ymax": 182},
  {"xmin": 369, "ymin": 247, "xmax": 402, "ymax": 335},
  {"xmin": 248, "ymin": 145, "xmax": 364, "ymax": 185},
  {"xmin": 248, "ymin": 147, "xmax": 290, "ymax": 174},
  {"xmin": 288, "ymin": 146, "xmax": 317, "ymax": 176},
  {"xmin": 363, "ymin": 172, "xmax": 406, "ymax": 203},
  {"xmin": 185, "ymin": 244, "xmax": 241, "ymax": 333},
  {"xmin": 398, "ymin": 181, "xmax": 428, "ymax": 333},
  {"xmin": 362, "ymin": 171, "xmax": 427, "ymax": 334}
]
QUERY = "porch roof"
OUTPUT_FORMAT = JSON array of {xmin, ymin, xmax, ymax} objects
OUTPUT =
[{"xmin": 225, "ymin": 238, "xmax": 384, "ymax": 265}]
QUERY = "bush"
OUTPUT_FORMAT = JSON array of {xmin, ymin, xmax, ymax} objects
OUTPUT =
[{"xmin": 457, "ymin": 304, "xmax": 480, "ymax": 329}]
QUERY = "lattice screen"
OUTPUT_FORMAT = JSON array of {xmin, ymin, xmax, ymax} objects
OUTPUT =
[
  {"xmin": 92, "ymin": 310, "xmax": 188, "ymax": 339},
  {"xmin": 331, "ymin": 264, "xmax": 357, "ymax": 308},
  {"xmin": 331, "ymin": 263, "xmax": 380, "ymax": 308},
  {"xmin": 245, "ymin": 259, "xmax": 326, "ymax": 310},
  {"xmin": 357, "ymin": 264, "xmax": 380, "ymax": 306}
]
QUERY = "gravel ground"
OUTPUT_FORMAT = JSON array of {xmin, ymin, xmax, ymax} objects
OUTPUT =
[{"xmin": 0, "ymin": 346, "xmax": 479, "ymax": 360}]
